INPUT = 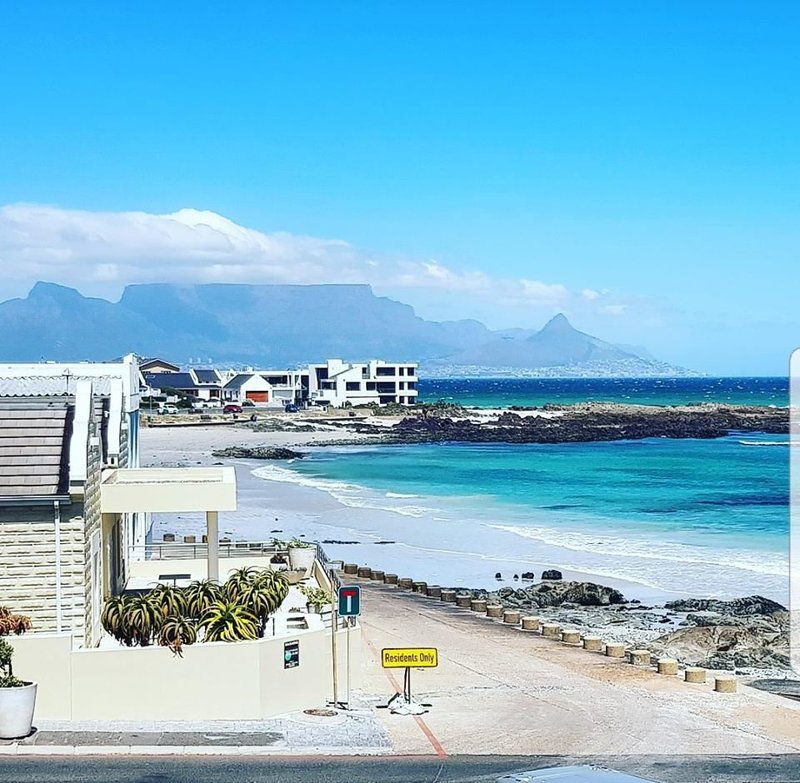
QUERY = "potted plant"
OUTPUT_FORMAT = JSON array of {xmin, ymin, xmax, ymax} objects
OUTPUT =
[
  {"xmin": 300, "ymin": 586, "xmax": 331, "ymax": 614},
  {"xmin": 0, "ymin": 608, "xmax": 36, "ymax": 740},
  {"xmin": 287, "ymin": 538, "xmax": 316, "ymax": 574}
]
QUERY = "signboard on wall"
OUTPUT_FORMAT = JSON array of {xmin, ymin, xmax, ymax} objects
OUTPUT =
[{"xmin": 284, "ymin": 639, "xmax": 300, "ymax": 669}]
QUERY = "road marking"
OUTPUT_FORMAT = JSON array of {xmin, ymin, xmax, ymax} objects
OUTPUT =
[{"xmin": 364, "ymin": 636, "xmax": 448, "ymax": 759}]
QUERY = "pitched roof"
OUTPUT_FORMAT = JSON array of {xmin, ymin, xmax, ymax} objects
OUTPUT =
[
  {"xmin": 222, "ymin": 373, "xmax": 256, "ymax": 391},
  {"xmin": 139, "ymin": 357, "xmax": 181, "ymax": 372},
  {"xmin": 193, "ymin": 369, "xmax": 221, "ymax": 384},
  {"xmin": 143, "ymin": 371, "xmax": 197, "ymax": 390},
  {"xmin": 0, "ymin": 403, "xmax": 71, "ymax": 498}
]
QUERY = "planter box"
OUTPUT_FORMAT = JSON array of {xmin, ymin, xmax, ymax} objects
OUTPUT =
[
  {"xmin": 0, "ymin": 682, "xmax": 37, "ymax": 739},
  {"xmin": 288, "ymin": 546, "xmax": 315, "ymax": 574}
]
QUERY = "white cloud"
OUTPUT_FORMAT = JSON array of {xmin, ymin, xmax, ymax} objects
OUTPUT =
[{"xmin": 0, "ymin": 203, "xmax": 631, "ymax": 321}]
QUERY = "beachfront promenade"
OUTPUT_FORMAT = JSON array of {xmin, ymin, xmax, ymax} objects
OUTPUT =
[{"xmin": 357, "ymin": 580, "xmax": 800, "ymax": 756}]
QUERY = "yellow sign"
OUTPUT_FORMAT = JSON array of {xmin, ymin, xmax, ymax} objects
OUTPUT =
[{"xmin": 381, "ymin": 647, "xmax": 439, "ymax": 669}]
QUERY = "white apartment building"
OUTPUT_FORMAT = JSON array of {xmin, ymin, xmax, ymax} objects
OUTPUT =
[
  {"xmin": 307, "ymin": 359, "xmax": 418, "ymax": 407},
  {"xmin": 222, "ymin": 360, "xmax": 418, "ymax": 408}
]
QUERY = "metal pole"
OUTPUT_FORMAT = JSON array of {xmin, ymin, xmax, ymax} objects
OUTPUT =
[
  {"xmin": 331, "ymin": 596, "xmax": 339, "ymax": 707},
  {"xmin": 345, "ymin": 619, "xmax": 351, "ymax": 709}
]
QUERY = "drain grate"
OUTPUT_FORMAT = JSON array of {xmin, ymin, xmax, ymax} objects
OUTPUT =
[{"xmin": 303, "ymin": 708, "xmax": 339, "ymax": 717}]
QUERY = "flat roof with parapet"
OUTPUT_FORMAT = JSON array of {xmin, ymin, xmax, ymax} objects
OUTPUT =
[{"xmin": 101, "ymin": 466, "xmax": 237, "ymax": 513}]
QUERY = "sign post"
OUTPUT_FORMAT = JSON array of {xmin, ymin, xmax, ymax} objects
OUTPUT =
[
  {"xmin": 381, "ymin": 647, "xmax": 438, "ymax": 707},
  {"xmin": 337, "ymin": 586, "xmax": 361, "ymax": 708}
]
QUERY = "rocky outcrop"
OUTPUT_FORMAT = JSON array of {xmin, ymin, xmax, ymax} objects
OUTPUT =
[
  {"xmin": 211, "ymin": 446, "xmax": 305, "ymax": 460},
  {"xmin": 390, "ymin": 403, "xmax": 787, "ymax": 444},
  {"xmin": 485, "ymin": 581, "xmax": 626, "ymax": 609},
  {"xmin": 651, "ymin": 595, "xmax": 789, "ymax": 669},
  {"xmin": 664, "ymin": 595, "xmax": 786, "ymax": 616}
]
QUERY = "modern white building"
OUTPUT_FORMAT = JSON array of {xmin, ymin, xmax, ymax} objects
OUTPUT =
[
  {"xmin": 222, "ymin": 360, "xmax": 418, "ymax": 408},
  {"xmin": 307, "ymin": 360, "xmax": 418, "ymax": 407}
]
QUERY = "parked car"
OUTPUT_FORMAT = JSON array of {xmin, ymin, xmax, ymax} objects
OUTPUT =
[
  {"xmin": 284, "ymin": 403, "xmax": 299, "ymax": 413},
  {"xmin": 223, "ymin": 404, "xmax": 243, "ymax": 414},
  {"xmin": 241, "ymin": 399, "xmax": 255, "ymax": 407},
  {"xmin": 160, "ymin": 404, "xmax": 179, "ymax": 414}
]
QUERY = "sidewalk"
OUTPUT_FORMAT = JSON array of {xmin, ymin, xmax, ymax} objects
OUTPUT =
[{"xmin": 0, "ymin": 709, "xmax": 391, "ymax": 756}]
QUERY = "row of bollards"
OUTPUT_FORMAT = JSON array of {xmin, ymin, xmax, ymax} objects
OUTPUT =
[{"xmin": 342, "ymin": 564, "xmax": 737, "ymax": 694}]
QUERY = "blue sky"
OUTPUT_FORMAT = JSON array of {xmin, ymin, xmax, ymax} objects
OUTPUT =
[{"xmin": 0, "ymin": 2, "xmax": 797, "ymax": 374}]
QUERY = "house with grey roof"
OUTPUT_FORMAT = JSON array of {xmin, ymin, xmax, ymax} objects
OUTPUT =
[
  {"xmin": 0, "ymin": 357, "xmax": 143, "ymax": 646},
  {"xmin": 142, "ymin": 368, "xmax": 222, "ymax": 402}
]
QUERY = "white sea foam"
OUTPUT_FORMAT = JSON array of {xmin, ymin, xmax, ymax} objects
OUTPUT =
[
  {"xmin": 738, "ymin": 440, "xmax": 792, "ymax": 447},
  {"xmin": 487, "ymin": 523, "xmax": 788, "ymax": 577},
  {"xmin": 252, "ymin": 464, "xmax": 434, "ymax": 517}
]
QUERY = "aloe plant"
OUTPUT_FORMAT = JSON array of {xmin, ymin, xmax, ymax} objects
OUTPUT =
[
  {"xmin": 184, "ymin": 579, "xmax": 223, "ymax": 619},
  {"xmin": 223, "ymin": 566, "xmax": 261, "ymax": 601},
  {"xmin": 199, "ymin": 601, "xmax": 259, "ymax": 642},
  {"xmin": 0, "ymin": 606, "xmax": 31, "ymax": 637},
  {"xmin": 100, "ymin": 595, "xmax": 129, "ymax": 643},
  {"xmin": 0, "ymin": 639, "xmax": 23, "ymax": 688},
  {"xmin": 158, "ymin": 616, "xmax": 197, "ymax": 656},
  {"xmin": 122, "ymin": 594, "xmax": 163, "ymax": 647},
  {"xmin": 149, "ymin": 585, "xmax": 188, "ymax": 618}
]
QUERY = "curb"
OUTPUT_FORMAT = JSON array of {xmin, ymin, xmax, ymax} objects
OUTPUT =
[{"xmin": 0, "ymin": 744, "xmax": 392, "ymax": 757}]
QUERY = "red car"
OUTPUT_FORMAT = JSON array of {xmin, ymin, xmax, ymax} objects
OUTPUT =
[{"xmin": 223, "ymin": 404, "xmax": 243, "ymax": 414}]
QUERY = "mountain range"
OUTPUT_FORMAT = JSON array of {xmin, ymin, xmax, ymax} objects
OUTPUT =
[{"xmin": 0, "ymin": 282, "xmax": 692, "ymax": 377}]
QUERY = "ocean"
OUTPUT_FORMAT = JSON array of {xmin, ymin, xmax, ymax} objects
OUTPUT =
[{"xmin": 257, "ymin": 377, "xmax": 790, "ymax": 603}]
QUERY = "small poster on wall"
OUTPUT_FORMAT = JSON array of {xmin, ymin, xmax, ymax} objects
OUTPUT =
[{"xmin": 284, "ymin": 639, "xmax": 300, "ymax": 669}]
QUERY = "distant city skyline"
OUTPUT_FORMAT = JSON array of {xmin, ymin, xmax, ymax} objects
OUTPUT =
[{"xmin": 0, "ymin": 3, "xmax": 797, "ymax": 375}]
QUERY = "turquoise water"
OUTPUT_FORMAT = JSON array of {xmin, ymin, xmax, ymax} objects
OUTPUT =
[
  {"xmin": 418, "ymin": 377, "xmax": 788, "ymax": 408},
  {"xmin": 269, "ymin": 433, "xmax": 789, "ymax": 601}
]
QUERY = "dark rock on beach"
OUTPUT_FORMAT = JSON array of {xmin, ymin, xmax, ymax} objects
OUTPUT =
[
  {"xmin": 541, "ymin": 569, "xmax": 563, "ymax": 580},
  {"xmin": 211, "ymin": 446, "xmax": 306, "ymax": 460},
  {"xmin": 490, "ymin": 580, "xmax": 626, "ymax": 609}
]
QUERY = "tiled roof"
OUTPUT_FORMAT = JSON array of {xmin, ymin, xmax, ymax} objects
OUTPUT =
[
  {"xmin": 0, "ymin": 376, "xmax": 113, "ymax": 397},
  {"xmin": 0, "ymin": 404, "xmax": 71, "ymax": 497}
]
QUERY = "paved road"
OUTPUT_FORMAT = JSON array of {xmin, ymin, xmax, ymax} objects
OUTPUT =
[{"xmin": 1, "ymin": 756, "xmax": 799, "ymax": 783}]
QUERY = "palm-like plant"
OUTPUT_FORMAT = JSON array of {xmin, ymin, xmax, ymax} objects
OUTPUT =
[
  {"xmin": 122, "ymin": 594, "xmax": 163, "ymax": 647},
  {"xmin": 223, "ymin": 567, "xmax": 260, "ymax": 601},
  {"xmin": 184, "ymin": 579, "xmax": 223, "ymax": 619},
  {"xmin": 237, "ymin": 584, "xmax": 276, "ymax": 635},
  {"xmin": 199, "ymin": 601, "xmax": 259, "ymax": 642},
  {"xmin": 149, "ymin": 584, "xmax": 188, "ymax": 618},
  {"xmin": 254, "ymin": 570, "xmax": 289, "ymax": 606},
  {"xmin": 101, "ymin": 595, "xmax": 129, "ymax": 643},
  {"xmin": 158, "ymin": 616, "xmax": 197, "ymax": 656}
]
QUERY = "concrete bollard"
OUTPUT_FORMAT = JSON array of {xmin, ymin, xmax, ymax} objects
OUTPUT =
[
  {"xmin": 456, "ymin": 594, "xmax": 472, "ymax": 608},
  {"xmin": 657, "ymin": 658, "xmax": 678, "ymax": 676},
  {"xmin": 715, "ymin": 675, "xmax": 737, "ymax": 693},
  {"xmin": 371, "ymin": 570, "xmax": 385, "ymax": 582},
  {"xmin": 629, "ymin": 649, "xmax": 651, "ymax": 667},
  {"xmin": 357, "ymin": 566, "xmax": 372, "ymax": 578},
  {"xmin": 412, "ymin": 581, "xmax": 428, "ymax": 594},
  {"xmin": 582, "ymin": 635, "xmax": 603, "ymax": 652},
  {"xmin": 521, "ymin": 616, "xmax": 540, "ymax": 631},
  {"xmin": 503, "ymin": 610, "xmax": 521, "ymax": 625},
  {"xmin": 542, "ymin": 622, "xmax": 562, "ymax": 639},
  {"xmin": 440, "ymin": 589, "xmax": 457, "ymax": 602},
  {"xmin": 343, "ymin": 563, "xmax": 359, "ymax": 575},
  {"xmin": 384, "ymin": 573, "xmax": 398, "ymax": 585},
  {"xmin": 486, "ymin": 604, "xmax": 503, "ymax": 618},
  {"xmin": 561, "ymin": 629, "xmax": 581, "ymax": 645},
  {"xmin": 684, "ymin": 667, "xmax": 707, "ymax": 684},
  {"xmin": 183, "ymin": 535, "xmax": 196, "ymax": 544},
  {"xmin": 163, "ymin": 533, "xmax": 176, "ymax": 542},
  {"xmin": 427, "ymin": 585, "xmax": 442, "ymax": 599},
  {"xmin": 398, "ymin": 578, "xmax": 414, "ymax": 590},
  {"xmin": 470, "ymin": 598, "xmax": 488, "ymax": 613},
  {"xmin": 605, "ymin": 642, "xmax": 626, "ymax": 658}
]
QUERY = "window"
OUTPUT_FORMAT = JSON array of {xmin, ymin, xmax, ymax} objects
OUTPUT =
[
  {"xmin": 346, "ymin": 382, "xmax": 360, "ymax": 391},
  {"xmin": 366, "ymin": 382, "xmax": 377, "ymax": 391},
  {"xmin": 376, "ymin": 367, "xmax": 394, "ymax": 376}
]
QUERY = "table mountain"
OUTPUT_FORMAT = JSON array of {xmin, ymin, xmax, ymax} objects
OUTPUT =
[{"xmin": 0, "ymin": 281, "xmax": 690, "ymax": 376}]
